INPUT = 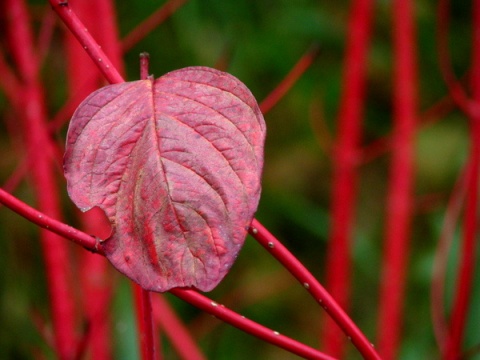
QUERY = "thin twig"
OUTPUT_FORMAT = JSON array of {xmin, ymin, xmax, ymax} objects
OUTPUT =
[
  {"xmin": 249, "ymin": 219, "xmax": 381, "ymax": 360},
  {"xmin": 121, "ymin": 0, "xmax": 189, "ymax": 53},
  {"xmin": 0, "ymin": 188, "xmax": 101, "ymax": 253},
  {"xmin": 152, "ymin": 294, "xmax": 206, "ymax": 360},
  {"xmin": 170, "ymin": 287, "xmax": 336, "ymax": 360},
  {"xmin": 260, "ymin": 44, "xmax": 320, "ymax": 114}
]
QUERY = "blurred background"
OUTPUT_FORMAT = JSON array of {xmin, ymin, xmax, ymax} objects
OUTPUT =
[{"xmin": 0, "ymin": 0, "xmax": 478, "ymax": 359}]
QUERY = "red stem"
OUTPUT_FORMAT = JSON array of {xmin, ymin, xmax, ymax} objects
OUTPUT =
[
  {"xmin": 0, "ymin": 50, "xmax": 22, "ymax": 106},
  {"xmin": 250, "ymin": 219, "xmax": 380, "ymax": 360},
  {"xmin": 377, "ymin": 0, "xmax": 417, "ymax": 357},
  {"xmin": 49, "ymin": 73, "xmax": 99, "ymax": 132},
  {"xmin": 48, "ymin": 0, "xmax": 123, "ymax": 84},
  {"xmin": 0, "ymin": 159, "xmax": 28, "ymax": 195},
  {"xmin": 437, "ymin": 0, "xmax": 478, "ymax": 117},
  {"xmin": 46, "ymin": 3, "xmax": 379, "ymax": 358},
  {"xmin": 134, "ymin": 285, "xmax": 156, "ymax": 360},
  {"xmin": 38, "ymin": 6, "xmax": 56, "ymax": 65},
  {"xmin": 170, "ymin": 288, "xmax": 336, "ymax": 360},
  {"xmin": 361, "ymin": 92, "xmax": 456, "ymax": 164},
  {"xmin": 446, "ymin": 129, "xmax": 480, "ymax": 358},
  {"xmin": 63, "ymin": 2, "xmax": 121, "ymax": 357},
  {"xmin": 130, "ymin": 51, "xmax": 157, "ymax": 360},
  {"xmin": 431, "ymin": 160, "xmax": 470, "ymax": 356},
  {"xmin": 121, "ymin": 0, "xmax": 189, "ymax": 53},
  {"xmin": 446, "ymin": 1, "xmax": 480, "ymax": 357},
  {"xmin": 0, "ymin": 188, "xmax": 100, "ymax": 252},
  {"xmin": 5, "ymin": 1, "xmax": 79, "ymax": 358},
  {"xmin": 321, "ymin": 0, "xmax": 373, "ymax": 357},
  {"xmin": 259, "ymin": 44, "xmax": 320, "ymax": 114},
  {"xmin": 152, "ymin": 294, "xmax": 206, "ymax": 360},
  {"xmin": 0, "ymin": 191, "xmax": 334, "ymax": 360},
  {"xmin": 94, "ymin": 0, "xmax": 124, "ymax": 75}
]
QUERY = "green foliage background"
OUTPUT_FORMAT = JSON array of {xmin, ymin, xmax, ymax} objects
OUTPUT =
[{"xmin": 0, "ymin": 0, "xmax": 479, "ymax": 359}]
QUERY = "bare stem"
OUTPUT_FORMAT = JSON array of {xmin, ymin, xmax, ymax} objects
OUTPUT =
[
  {"xmin": 152, "ymin": 294, "xmax": 206, "ymax": 360},
  {"xmin": 321, "ymin": 0, "xmax": 374, "ymax": 356},
  {"xmin": 249, "ymin": 219, "xmax": 380, "ymax": 360},
  {"xmin": 0, "ymin": 188, "xmax": 100, "ymax": 253},
  {"xmin": 121, "ymin": 0, "xmax": 189, "ymax": 53},
  {"xmin": 131, "ymin": 51, "xmax": 157, "ymax": 360},
  {"xmin": 133, "ymin": 284, "xmax": 156, "ymax": 360},
  {"xmin": 259, "ymin": 44, "xmax": 320, "ymax": 114},
  {"xmin": 44, "ymin": 2, "xmax": 380, "ymax": 359},
  {"xmin": 377, "ymin": 0, "xmax": 417, "ymax": 357},
  {"xmin": 437, "ymin": 0, "xmax": 478, "ymax": 116},
  {"xmin": 170, "ymin": 288, "xmax": 336, "ymax": 360},
  {"xmin": 48, "ymin": 0, "xmax": 123, "ymax": 84}
]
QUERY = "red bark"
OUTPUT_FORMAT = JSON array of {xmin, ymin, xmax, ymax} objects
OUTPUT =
[
  {"xmin": 321, "ymin": 0, "xmax": 374, "ymax": 357},
  {"xmin": 445, "ymin": 0, "xmax": 480, "ymax": 356},
  {"xmin": 4, "ymin": 0, "xmax": 78, "ymax": 358},
  {"xmin": 63, "ymin": 2, "xmax": 119, "ymax": 358},
  {"xmin": 250, "ymin": 219, "xmax": 381, "ymax": 360},
  {"xmin": 121, "ymin": 0, "xmax": 189, "ymax": 53},
  {"xmin": 376, "ymin": 0, "xmax": 417, "ymax": 357},
  {"xmin": 259, "ymin": 44, "xmax": 320, "ymax": 114},
  {"xmin": 152, "ymin": 294, "xmax": 206, "ymax": 360}
]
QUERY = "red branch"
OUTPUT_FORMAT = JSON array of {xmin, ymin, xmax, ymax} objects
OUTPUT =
[
  {"xmin": 437, "ymin": 0, "xmax": 479, "ymax": 117},
  {"xmin": 0, "ymin": 188, "xmax": 100, "ymax": 252},
  {"xmin": 49, "ymin": 0, "xmax": 123, "ymax": 84},
  {"xmin": 170, "ymin": 288, "xmax": 336, "ymax": 360},
  {"xmin": 62, "ymin": 2, "xmax": 117, "ymax": 358},
  {"xmin": 431, "ymin": 160, "xmax": 470, "ymax": 355},
  {"xmin": 38, "ymin": 6, "xmax": 56, "ymax": 65},
  {"xmin": 259, "ymin": 44, "xmax": 320, "ymax": 114},
  {"xmin": 130, "ymin": 51, "xmax": 156, "ymax": 360},
  {"xmin": 44, "ymin": 2, "xmax": 380, "ymax": 359},
  {"xmin": 249, "ymin": 219, "xmax": 380, "ymax": 360},
  {"xmin": 0, "ymin": 50, "xmax": 22, "ymax": 106},
  {"xmin": 5, "ymin": 1, "xmax": 78, "ymax": 357},
  {"xmin": 321, "ymin": 0, "xmax": 374, "ymax": 357},
  {"xmin": 152, "ymin": 294, "xmax": 206, "ymax": 360},
  {"xmin": 376, "ymin": 0, "xmax": 417, "ymax": 357},
  {"xmin": 133, "ymin": 284, "xmax": 156, "ymax": 360},
  {"xmin": 121, "ymin": 0, "xmax": 189, "ymax": 53},
  {"xmin": 445, "ymin": 1, "xmax": 480, "ymax": 357},
  {"xmin": 0, "ymin": 188, "xmax": 335, "ymax": 359}
]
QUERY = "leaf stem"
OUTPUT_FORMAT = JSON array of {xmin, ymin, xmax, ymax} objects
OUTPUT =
[{"xmin": 131, "ymin": 50, "xmax": 157, "ymax": 360}]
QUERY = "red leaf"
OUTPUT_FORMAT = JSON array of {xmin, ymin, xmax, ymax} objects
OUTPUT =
[{"xmin": 64, "ymin": 67, "xmax": 265, "ymax": 292}]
